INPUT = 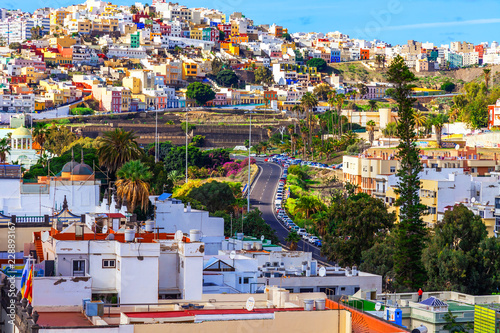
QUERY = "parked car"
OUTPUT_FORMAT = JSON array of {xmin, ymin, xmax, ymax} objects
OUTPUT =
[
  {"xmin": 314, "ymin": 239, "xmax": 322, "ymax": 247},
  {"xmin": 297, "ymin": 228, "xmax": 307, "ymax": 236},
  {"xmin": 309, "ymin": 236, "xmax": 319, "ymax": 244}
]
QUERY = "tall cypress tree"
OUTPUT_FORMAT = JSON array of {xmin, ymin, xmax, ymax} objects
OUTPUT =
[{"xmin": 387, "ymin": 55, "xmax": 427, "ymax": 290}]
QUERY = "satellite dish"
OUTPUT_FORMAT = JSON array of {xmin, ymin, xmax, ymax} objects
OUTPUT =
[
  {"xmin": 455, "ymin": 144, "xmax": 460, "ymax": 150},
  {"xmin": 319, "ymin": 266, "xmax": 326, "ymax": 277},
  {"xmin": 261, "ymin": 235, "xmax": 265, "ymax": 241},
  {"xmin": 175, "ymin": 230, "xmax": 184, "ymax": 242},
  {"xmin": 471, "ymin": 197, "xmax": 476, "ymax": 203},
  {"xmin": 102, "ymin": 225, "xmax": 108, "ymax": 234},
  {"xmin": 375, "ymin": 302, "xmax": 382, "ymax": 311},
  {"xmin": 229, "ymin": 250, "xmax": 236, "ymax": 260},
  {"xmin": 246, "ymin": 297, "xmax": 255, "ymax": 312},
  {"xmin": 41, "ymin": 231, "xmax": 49, "ymax": 242}
]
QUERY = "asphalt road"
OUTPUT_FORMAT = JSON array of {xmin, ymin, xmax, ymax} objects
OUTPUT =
[{"xmin": 250, "ymin": 159, "xmax": 332, "ymax": 266}]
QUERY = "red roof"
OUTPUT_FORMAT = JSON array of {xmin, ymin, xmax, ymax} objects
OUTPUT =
[
  {"xmin": 37, "ymin": 312, "xmax": 93, "ymax": 327},
  {"xmin": 106, "ymin": 213, "xmax": 125, "ymax": 218},
  {"xmin": 125, "ymin": 307, "xmax": 305, "ymax": 318}
]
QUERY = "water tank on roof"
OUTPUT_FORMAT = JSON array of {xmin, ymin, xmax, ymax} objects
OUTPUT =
[
  {"xmin": 315, "ymin": 299, "xmax": 325, "ymax": 311},
  {"xmin": 145, "ymin": 220, "xmax": 154, "ymax": 232},
  {"xmin": 124, "ymin": 229, "xmax": 135, "ymax": 242},
  {"xmin": 190, "ymin": 229, "xmax": 201, "ymax": 242},
  {"xmin": 411, "ymin": 326, "xmax": 428, "ymax": 333},
  {"xmin": 255, "ymin": 243, "xmax": 263, "ymax": 251},
  {"xmin": 352, "ymin": 265, "xmax": 358, "ymax": 276},
  {"xmin": 304, "ymin": 299, "xmax": 314, "ymax": 311},
  {"xmin": 236, "ymin": 233, "xmax": 244, "ymax": 240},
  {"xmin": 243, "ymin": 243, "xmax": 252, "ymax": 250}
]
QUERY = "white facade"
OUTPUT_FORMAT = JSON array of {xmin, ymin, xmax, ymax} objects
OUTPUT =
[
  {"xmin": 107, "ymin": 46, "xmax": 148, "ymax": 59},
  {"xmin": 150, "ymin": 196, "xmax": 225, "ymax": 255}
]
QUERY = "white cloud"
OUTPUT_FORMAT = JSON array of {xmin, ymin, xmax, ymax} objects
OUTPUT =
[{"xmin": 381, "ymin": 18, "xmax": 500, "ymax": 31}]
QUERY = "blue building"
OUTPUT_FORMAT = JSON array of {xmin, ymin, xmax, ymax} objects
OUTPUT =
[
  {"xmin": 331, "ymin": 49, "xmax": 341, "ymax": 63},
  {"xmin": 445, "ymin": 52, "xmax": 463, "ymax": 69}
]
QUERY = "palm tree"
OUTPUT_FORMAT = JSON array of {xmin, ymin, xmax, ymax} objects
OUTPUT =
[
  {"xmin": 32, "ymin": 126, "xmax": 47, "ymax": 153},
  {"xmin": 291, "ymin": 104, "xmax": 303, "ymax": 119},
  {"xmin": 116, "ymin": 160, "xmax": 152, "ymax": 213},
  {"xmin": 313, "ymin": 83, "xmax": 331, "ymax": 101},
  {"xmin": 266, "ymin": 126, "xmax": 273, "ymax": 139},
  {"xmin": 167, "ymin": 170, "xmax": 183, "ymax": 184},
  {"xmin": 300, "ymin": 92, "xmax": 318, "ymax": 145},
  {"xmin": 366, "ymin": 120, "xmax": 376, "ymax": 146},
  {"xmin": 295, "ymin": 195, "xmax": 321, "ymax": 219},
  {"xmin": 356, "ymin": 83, "xmax": 368, "ymax": 99},
  {"xmin": 335, "ymin": 94, "xmax": 345, "ymax": 137},
  {"xmin": 368, "ymin": 100, "xmax": 378, "ymax": 111},
  {"xmin": 413, "ymin": 111, "xmax": 427, "ymax": 137},
  {"xmin": 300, "ymin": 126, "xmax": 309, "ymax": 158},
  {"xmin": 382, "ymin": 122, "xmax": 398, "ymax": 147},
  {"xmin": 264, "ymin": 97, "xmax": 270, "ymax": 116},
  {"xmin": 285, "ymin": 231, "xmax": 301, "ymax": 251},
  {"xmin": 327, "ymin": 96, "xmax": 337, "ymax": 134},
  {"xmin": 341, "ymin": 130, "xmax": 358, "ymax": 146},
  {"xmin": 97, "ymin": 129, "xmax": 142, "ymax": 174},
  {"xmin": 0, "ymin": 138, "xmax": 11, "ymax": 162},
  {"xmin": 291, "ymin": 133, "xmax": 299, "ymax": 156},
  {"xmin": 484, "ymin": 68, "xmax": 491, "ymax": 89},
  {"xmin": 432, "ymin": 114, "xmax": 448, "ymax": 147}
]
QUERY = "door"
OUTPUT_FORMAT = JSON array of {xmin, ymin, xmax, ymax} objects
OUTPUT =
[{"xmin": 73, "ymin": 260, "xmax": 86, "ymax": 276}]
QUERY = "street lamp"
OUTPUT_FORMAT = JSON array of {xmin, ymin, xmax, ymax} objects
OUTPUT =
[
  {"xmin": 150, "ymin": 101, "xmax": 158, "ymax": 163},
  {"xmin": 245, "ymin": 111, "xmax": 256, "ymax": 213}
]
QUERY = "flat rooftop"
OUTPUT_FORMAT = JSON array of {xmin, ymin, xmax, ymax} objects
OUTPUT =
[
  {"xmin": 125, "ymin": 307, "xmax": 305, "ymax": 319},
  {"xmin": 37, "ymin": 312, "xmax": 93, "ymax": 327}
]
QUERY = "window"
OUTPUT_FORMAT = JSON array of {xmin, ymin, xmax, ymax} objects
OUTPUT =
[
  {"xmin": 73, "ymin": 260, "xmax": 85, "ymax": 276},
  {"xmin": 103, "ymin": 259, "xmax": 116, "ymax": 268},
  {"xmin": 243, "ymin": 277, "xmax": 249, "ymax": 284},
  {"xmin": 390, "ymin": 166, "xmax": 396, "ymax": 173}
]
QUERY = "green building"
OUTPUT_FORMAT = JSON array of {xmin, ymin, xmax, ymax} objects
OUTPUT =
[{"xmin": 130, "ymin": 32, "xmax": 140, "ymax": 48}]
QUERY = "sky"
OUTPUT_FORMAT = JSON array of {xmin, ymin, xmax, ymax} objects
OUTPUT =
[{"xmin": 8, "ymin": 0, "xmax": 500, "ymax": 45}]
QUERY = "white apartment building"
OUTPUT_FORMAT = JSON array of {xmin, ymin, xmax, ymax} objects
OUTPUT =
[
  {"xmin": 107, "ymin": 46, "xmax": 147, "ymax": 59},
  {"xmin": 150, "ymin": 194, "xmax": 225, "ymax": 256},
  {"xmin": 462, "ymin": 51, "xmax": 480, "ymax": 67},
  {"xmin": 0, "ymin": 18, "xmax": 33, "ymax": 44},
  {"xmin": 0, "ymin": 94, "xmax": 35, "ymax": 113}
]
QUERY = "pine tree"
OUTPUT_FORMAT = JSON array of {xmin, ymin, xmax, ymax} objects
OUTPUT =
[{"xmin": 387, "ymin": 55, "xmax": 427, "ymax": 290}]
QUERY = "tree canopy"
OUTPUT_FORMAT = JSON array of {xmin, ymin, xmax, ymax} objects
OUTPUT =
[
  {"xmin": 186, "ymin": 82, "xmax": 215, "ymax": 106},
  {"xmin": 307, "ymin": 58, "xmax": 327, "ymax": 71},
  {"xmin": 322, "ymin": 193, "xmax": 395, "ymax": 266},
  {"xmin": 216, "ymin": 69, "xmax": 239, "ymax": 87}
]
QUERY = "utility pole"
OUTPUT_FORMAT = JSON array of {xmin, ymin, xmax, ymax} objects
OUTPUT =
[
  {"xmin": 247, "ymin": 112, "xmax": 252, "ymax": 213},
  {"xmin": 185, "ymin": 110, "xmax": 188, "ymax": 183}
]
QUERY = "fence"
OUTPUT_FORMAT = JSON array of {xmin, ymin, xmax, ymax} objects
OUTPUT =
[{"xmin": 324, "ymin": 289, "xmax": 410, "ymax": 333}]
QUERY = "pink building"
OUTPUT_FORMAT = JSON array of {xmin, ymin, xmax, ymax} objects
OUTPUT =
[{"xmin": 160, "ymin": 23, "xmax": 171, "ymax": 36}]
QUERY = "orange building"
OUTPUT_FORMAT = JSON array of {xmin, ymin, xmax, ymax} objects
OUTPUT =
[{"xmin": 360, "ymin": 48, "xmax": 370, "ymax": 60}]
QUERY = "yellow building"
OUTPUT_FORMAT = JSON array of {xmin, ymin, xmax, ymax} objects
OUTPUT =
[
  {"xmin": 230, "ymin": 35, "xmax": 248, "ymax": 44},
  {"xmin": 123, "ymin": 77, "xmax": 142, "ymax": 94},
  {"xmin": 50, "ymin": 10, "xmax": 70, "ymax": 30},
  {"xmin": 281, "ymin": 42, "xmax": 296, "ymax": 55},
  {"xmin": 21, "ymin": 67, "xmax": 47, "ymax": 84},
  {"xmin": 42, "ymin": 50, "xmax": 72, "ymax": 65},
  {"xmin": 230, "ymin": 21, "xmax": 238, "ymax": 36},
  {"xmin": 221, "ymin": 42, "xmax": 239, "ymax": 56},
  {"xmin": 131, "ymin": 93, "xmax": 156, "ymax": 107},
  {"xmin": 190, "ymin": 28, "xmax": 203, "ymax": 40},
  {"xmin": 49, "ymin": 35, "xmax": 77, "ymax": 48},
  {"xmin": 121, "ymin": 88, "xmax": 131, "ymax": 112},
  {"xmin": 78, "ymin": 19, "xmax": 92, "ymax": 34},
  {"xmin": 44, "ymin": 90, "xmax": 64, "ymax": 106},
  {"xmin": 35, "ymin": 99, "xmax": 46, "ymax": 111},
  {"xmin": 92, "ymin": 18, "xmax": 118, "ymax": 33},
  {"xmin": 182, "ymin": 61, "xmax": 198, "ymax": 80}
]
